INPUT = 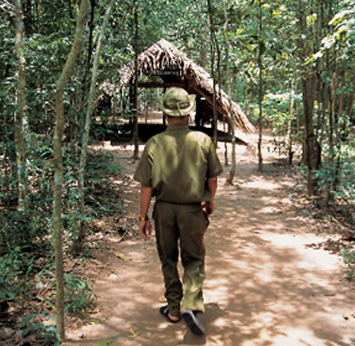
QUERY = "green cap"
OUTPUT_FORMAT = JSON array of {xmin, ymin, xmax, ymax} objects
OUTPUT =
[{"xmin": 160, "ymin": 87, "xmax": 196, "ymax": 117}]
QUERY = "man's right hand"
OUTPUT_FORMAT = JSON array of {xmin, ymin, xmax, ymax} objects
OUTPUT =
[{"xmin": 202, "ymin": 200, "xmax": 214, "ymax": 215}]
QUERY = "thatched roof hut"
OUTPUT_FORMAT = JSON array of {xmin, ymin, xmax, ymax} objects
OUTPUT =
[{"xmin": 99, "ymin": 39, "xmax": 254, "ymax": 135}]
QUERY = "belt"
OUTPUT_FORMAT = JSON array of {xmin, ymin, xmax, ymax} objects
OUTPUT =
[{"xmin": 156, "ymin": 199, "xmax": 201, "ymax": 206}]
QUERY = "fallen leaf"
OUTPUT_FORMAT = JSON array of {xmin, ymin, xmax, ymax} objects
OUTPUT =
[
  {"xmin": 64, "ymin": 259, "xmax": 77, "ymax": 272},
  {"xmin": 36, "ymin": 287, "xmax": 50, "ymax": 302},
  {"xmin": 324, "ymin": 292, "xmax": 337, "ymax": 297},
  {"xmin": 86, "ymin": 307, "xmax": 101, "ymax": 314},
  {"xmin": 91, "ymin": 258, "xmax": 105, "ymax": 268},
  {"xmin": 114, "ymin": 251, "xmax": 130, "ymax": 261},
  {"xmin": 129, "ymin": 328, "xmax": 140, "ymax": 338},
  {"xmin": 3, "ymin": 328, "xmax": 15, "ymax": 337},
  {"xmin": 89, "ymin": 317, "xmax": 106, "ymax": 323},
  {"xmin": 14, "ymin": 332, "xmax": 21, "ymax": 344}
]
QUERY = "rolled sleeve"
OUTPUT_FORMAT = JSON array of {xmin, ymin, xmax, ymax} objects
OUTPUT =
[
  {"xmin": 206, "ymin": 142, "xmax": 223, "ymax": 178},
  {"xmin": 133, "ymin": 142, "xmax": 153, "ymax": 187}
]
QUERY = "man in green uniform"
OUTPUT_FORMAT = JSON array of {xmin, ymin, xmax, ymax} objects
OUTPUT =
[{"xmin": 134, "ymin": 87, "xmax": 223, "ymax": 335}]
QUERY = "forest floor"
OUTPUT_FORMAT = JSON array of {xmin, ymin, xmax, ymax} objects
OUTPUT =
[{"xmin": 62, "ymin": 130, "xmax": 355, "ymax": 346}]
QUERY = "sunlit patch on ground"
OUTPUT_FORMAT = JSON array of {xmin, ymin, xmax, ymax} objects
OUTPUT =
[{"xmin": 63, "ymin": 135, "xmax": 355, "ymax": 346}]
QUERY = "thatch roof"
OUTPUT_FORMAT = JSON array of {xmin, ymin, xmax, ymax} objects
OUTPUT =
[{"xmin": 100, "ymin": 39, "xmax": 254, "ymax": 134}]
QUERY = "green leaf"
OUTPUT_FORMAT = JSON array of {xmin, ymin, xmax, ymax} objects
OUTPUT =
[{"xmin": 95, "ymin": 339, "xmax": 113, "ymax": 346}]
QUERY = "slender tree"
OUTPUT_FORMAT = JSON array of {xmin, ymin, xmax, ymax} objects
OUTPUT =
[
  {"xmin": 287, "ymin": 77, "xmax": 296, "ymax": 165},
  {"xmin": 297, "ymin": 0, "xmax": 320, "ymax": 195},
  {"xmin": 132, "ymin": 4, "xmax": 139, "ymax": 159},
  {"xmin": 207, "ymin": 0, "xmax": 218, "ymax": 147},
  {"xmin": 53, "ymin": 0, "xmax": 88, "ymax": 339},
  {"xmin": 222, "ymin": 0, "xmax": 237, "ymax": 184},
  {"xmin": 14, "ymin": 0, "xmax": 28, "ymax": 212},
  {"xmin": 257, "ymin": 0, "xmax": 264, "ymax": 172},
  {"xmin": 87, "ymin": 0, "xmax": 96, "ymax": 68},
  {"xmin": 76, "ymin": 0, "xmax": 116, "ymax": 253}
]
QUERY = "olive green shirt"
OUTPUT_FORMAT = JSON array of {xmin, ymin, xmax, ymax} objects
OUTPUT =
[{"xmin": 134, "ymin": 123, "xmax": 223, "ymax": 204}]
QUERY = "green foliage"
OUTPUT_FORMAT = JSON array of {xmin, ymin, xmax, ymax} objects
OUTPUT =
[
  {"xmin": 314, "ymin": 165, "xmax": 336, "ymax": 196},
  {"xmin": 1, "ymin": 186, "xmax": 53, "ymax": 254},
  {"xmin": 0, "ymin": 254, "xmax": 22, "ymax": 301},
  {"xmin": 0, "ymin": 135, "xmax": 54, "ymax": 253},
  {"xmin": 342, "ymin": 248, "xmax": 355, "ymax": 282},
  {"xmin": 338, "ymin": 143, "xmax": 355, "ymax": 202},
  {"xmin": 86, "ymin": 150, "xmax": 122, "ymax": 184},
  {"xmin": 263, "ymin": 92, "xmax": 300, "ymax": 134},
  {"xmin": 315, "ymin": 140, "xmax": 355, "ymax": 202},
  {"xmin": 21, "ymin": 312, "xmax": 60, "ymax": 346},
  {"xmin": 1, "ymin": 0, "xmax": 355, "ymax": 342},
  {"xmin": 35, "ymin": 269, "xmax": 96, "ymax": 316},
  {"xmin": 327, "ymin": 0, "xmax": 355, "ymax": 47},
  {"xmin": 25, "ymin": 33, "xmax": 76, "ymax": 134},
  {"xmin": 0, "ymin": 140, "xmax": 115, "ymax": 339},
  {"xmin": 96, "ymin": 339, "xmax": 113, "ymax": 346},
  {"xmin": 0, "ymin": 20, "xmax": 17, "ymax": 166},
  {"xmin": 64, "ymin": 274, "xmax": 96, "ymax": 314}
]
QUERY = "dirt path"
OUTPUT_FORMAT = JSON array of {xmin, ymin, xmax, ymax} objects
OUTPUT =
[{"xmin": 64, "ymin": 139, "xmax": 355, "ymax": 346}]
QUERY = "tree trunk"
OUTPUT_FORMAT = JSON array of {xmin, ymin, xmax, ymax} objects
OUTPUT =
[
  {"xmin": 333, "ymin": 69, "xmax": 346, "ymax": 198},
  {"xmin": 87, "ymin": 0, "xmax": 96, "ymax": 67},
  {"xmin": 207, "ymin": 0, "xmax": 218, "ymax": 147},
  {"xmin": 297, "ymin": 0, "xmax": 320, "ymax": 196},
  {"xmin": 221, "ymin": 0, "xmax": 236, "ymax": 184},
  {"xmin": 346, "ymin": 70, "xmax": 355, "ymax": 120},
  {"xmin": 53, "ymin": 0, "xmax": 88, "ymax": 340},
  {"xmin": 257, "ymin": 0, "xmax": 264, "ymax": 172},
  {"xmin": 14, "ymin": 0, "xmax": 28, "ymax": 212},
  {"xmin": 75, "ymin": 0, "xmax": 115, "ymax": 253},
  {"xmin": 132, "ymin": 6, "xmax": 139, "ymax": 159},
  {"xmin": 200, "ymin": 44, "xmax": 207, "ymax": 68},
  {"xmin": 325, "ymin": 71, "xmax": 337, "ymax": 204},
  {"xmin": 287, "ymin": 78, "xmax": 296, "ymax": 165}
]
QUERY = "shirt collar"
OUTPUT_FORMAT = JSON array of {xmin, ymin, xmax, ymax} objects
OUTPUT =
[{"xmin": 165, "ymin": 123, "xmax": 189, "ymax": 132}]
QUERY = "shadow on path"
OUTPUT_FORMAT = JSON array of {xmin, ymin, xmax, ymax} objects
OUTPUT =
[{"xmin": 64, "ymin": 146, "xmax": 355, "ymax": 346}]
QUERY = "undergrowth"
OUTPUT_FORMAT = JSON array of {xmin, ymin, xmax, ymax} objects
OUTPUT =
[{"xmin": 0, "ymin": 141, "xmax": 122, "ymax": 345}]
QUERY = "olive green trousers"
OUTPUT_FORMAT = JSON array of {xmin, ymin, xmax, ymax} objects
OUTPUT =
[{"xmin": 153, "ymin": 200, "xmax": 209, "ymax": 318}]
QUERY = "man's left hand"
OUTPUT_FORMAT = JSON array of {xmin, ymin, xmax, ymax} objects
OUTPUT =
[{"xmin": 139, "ymin": 220, "xmax": 152, "ymax": 240}]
